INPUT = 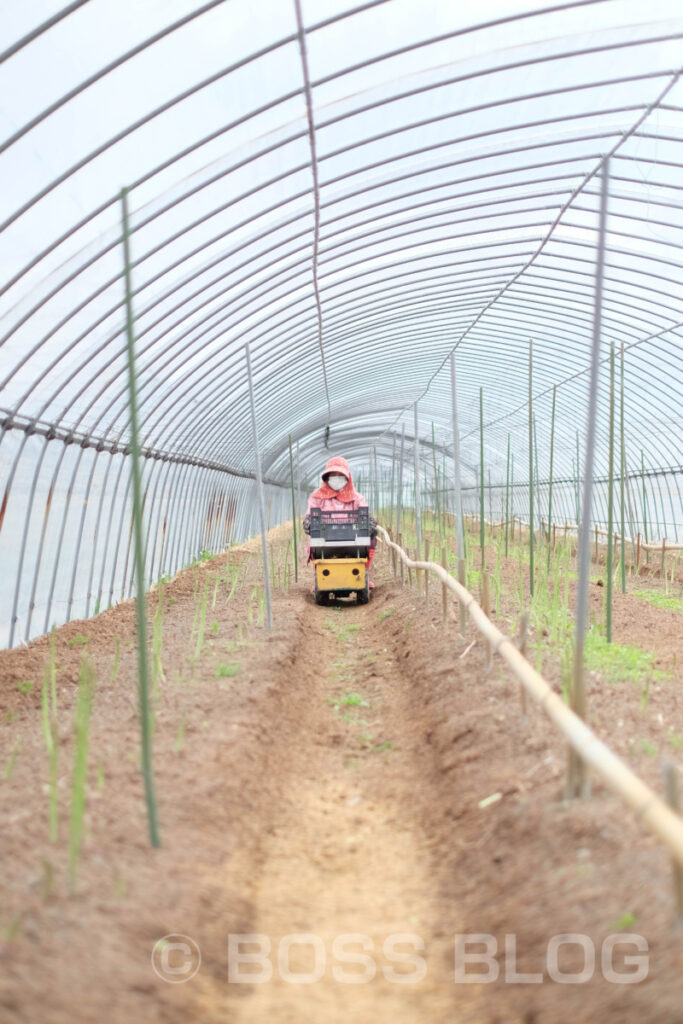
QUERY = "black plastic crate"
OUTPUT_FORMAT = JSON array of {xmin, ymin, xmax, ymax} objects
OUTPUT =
[{"xmin": 309, "ymin": 506, "xmax": 369, "ymax": 540}]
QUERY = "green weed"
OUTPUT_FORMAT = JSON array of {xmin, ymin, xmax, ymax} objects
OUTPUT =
[
  {"xmin": 584, "ymin": 631, "xmax": 665, "ymax": 687},
  {"xmin": 68, "ymin": 634, "xmax": 88, "ymax": 648},
  {"xmin": 377, "ymin": 608, "xmax": 394, "ymax": 623},
  {"xmin": 17, "ymin": 680, "xmax": 33, "ymax": 694},
  {"xmin": 633, "ymin": 589, "xmax": 682, "ymax": 613},
  {"xmin": 216, "ymin": 663, "xmax": 240, "ymax": 678},
  {"xmin": 611, "ymin": 911, "xmax": 637, "ymax": 931}
]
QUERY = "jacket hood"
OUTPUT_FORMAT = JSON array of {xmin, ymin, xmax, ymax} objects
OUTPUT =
[{"xmin": 313, "ymin": 456, "xmax": 356, "ymax": 502}]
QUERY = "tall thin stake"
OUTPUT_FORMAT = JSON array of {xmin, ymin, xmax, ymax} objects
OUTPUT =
[
  {"xmin": 620, "ymin": 342, "xmax": 626, "ymax": 593},
  {"xmin": 567, "ymin": 157, "xmax": 610, "ymax": 799},
  {"xmin": 288, "ymin": 434, "xmax": 298, "ymax": 582},
  {"xmin": 479, "ymin": 387, "xmax": 485, "ymax": 568},
  {"xmin": 245, "ymin": 343, "xmax": 273, "ymax": 630},
  {"xmin": 450, "ymin": 354, "xmax": 466, "ymax": 633},
  {"xmin": 397, "ymin": 424, "xmax": 405, "ymax": 539},
  {"xmin": 431, "ymin": 422, "xmax": 442, "ymax": 548},
  {"xmin": 547, "ymin": 385, "xmax": 556, "ymax": 571},
  {"xmin": 606, "ymin": 342, "xmax": 615, "ymax": 643},
  {"xmin": 505, "ymin": 433, "xmax": 511, "ymax": 557},
  {"xmin": 641, "ymin": 449, "xmax": 649, "ymax": 564},
  {"xmin": 389, "ymin": 434, "xmax": 396, "ymax": 531},
  {"xmin": 414, "ymin": 402, "xmax": 422, "ymax": 558},
  {"xmin": 528, "ymin": 339, "xmax": 535, "ymax": 595},
  {"xmin": 120, "ymin": 188, "xmax": 160, "ymax": 848}
]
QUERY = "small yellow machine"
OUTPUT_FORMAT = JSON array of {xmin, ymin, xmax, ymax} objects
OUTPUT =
[{"xmin": 309, "ymin": 507, "xmax": 371, "ymax": 606}]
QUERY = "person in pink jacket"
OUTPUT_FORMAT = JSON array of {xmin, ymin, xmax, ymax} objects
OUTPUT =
[{"xmin": 303, "ymin": 456, "xmax": 378, "ymax": 584}]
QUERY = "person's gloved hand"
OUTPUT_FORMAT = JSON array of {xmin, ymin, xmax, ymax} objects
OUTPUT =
[
  {"xmin": 369, "ymin": 516, "xmax": 378, "ymax": 538},
  {"xmin": 302, "ymin": 513, "xmax": 311, "ymax": 535}
]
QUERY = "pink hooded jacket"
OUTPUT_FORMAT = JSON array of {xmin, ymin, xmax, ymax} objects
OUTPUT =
[
  {"xmin": 305, "ymin": 456, "xmax": 375, "ymax": 566},
  {"xmin": 306, "ymin": 456, "xmax": 366, "ymax": 514}
]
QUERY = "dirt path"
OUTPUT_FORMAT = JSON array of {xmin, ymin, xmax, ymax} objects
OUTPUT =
[
  {"xmin": 2, "ymin": 529, "xmax": 683, "ymax": 1022},
  {"xmin": 216, "ymin": 596, "xmax": 456, "ymax": 1021}
]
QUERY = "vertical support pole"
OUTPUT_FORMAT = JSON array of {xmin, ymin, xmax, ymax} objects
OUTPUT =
[
  {"xmin": 479, "ymin": 387, "xmax": 485, "ymax": 568},
  {"xmin": 567, "ymin": 157, "xmax": 610, "ymax": 799},
  {"xmin": 389, "ymin": 434, "xmax": 396, "ymax": 533},
  {"xmin": 450, "ymin": 354, "xmax": 467, "ymax": 635},
  {"xmin": 431, "ymin": 422, "xmax": 442, "ymax": 549},
  {"xmin": 288, "ymin": 434, "xmax": 298, "ymax": 583},
  {"xmin": 620, "ymin": 342, "xmax": 626, "ymax": 593},
  {"xmin": 528, "ymin": 339, "xmax": 534, "ymax": 595},
  {"xmin": 547, "ymin": 385, "xmax": 557, "ymax": 572},
  {"xmin": 396, "ymin": 424, "xmax": 405, "ymax": 541},
  {"xmin": 641, "ymin": 449, "xmax": 649, "ymax": 564},
  {"xmin": 505, "ymin": 434, "xmax": 511, "ymax": 558},
  {"xmin": 121, "ymin": 188, "xmax": 160, "ymax": 848},
  {"xmin": 441, "ymin": 547, "xmax": 448, "ymax": 623},
  {"xmin": 606, "ymin": 342, "xmax": 615, "ymax": 643},
  {"xmin": 245, "ymin": 343, "xmax": 273, "ymax": 631},
  {"xmin": 575, "ymin": 429, "xmax": 581, "ymax": 527},
  {"xmin": 413, "ymin": 402, "xmax": 422, "ymax": 557}
]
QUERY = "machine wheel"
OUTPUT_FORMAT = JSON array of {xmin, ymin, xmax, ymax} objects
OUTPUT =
[
  {"xmin": 315, "ymin": 589, "xmax": 330, "ymax": 606},
  {"xmin": 356, "ymin": 582, "xmax": 370, "ymax": 605}
]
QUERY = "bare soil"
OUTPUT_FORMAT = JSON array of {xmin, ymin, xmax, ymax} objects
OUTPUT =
[{"xmin": 1, "ymin": 524, "xmax": 682, "ymax": 1022}]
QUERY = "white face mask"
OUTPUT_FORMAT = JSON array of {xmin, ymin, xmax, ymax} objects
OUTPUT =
[{"xmin": 327, "ymin": 474, "xmax": 347, "ymax": 491}]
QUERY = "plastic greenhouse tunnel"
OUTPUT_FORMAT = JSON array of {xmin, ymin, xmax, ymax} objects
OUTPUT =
[{"xmin": 1, "ymin": 2, "xmax": 683, "ymax": 1021}]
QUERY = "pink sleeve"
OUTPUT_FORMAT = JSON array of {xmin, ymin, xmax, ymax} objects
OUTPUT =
[
  {"xmin": 306, "ymin": 493, "xmax": 322, "ymax": 512},
  {"xmin": 352, "ymin": 492, "xmax": 367, "ymax": 509}
]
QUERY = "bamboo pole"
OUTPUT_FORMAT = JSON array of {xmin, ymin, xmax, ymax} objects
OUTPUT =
[
  {"xmin": 641, "ymin": 449, "xmax": 649, "ymax": 564},
  {"xmin": 379, "ymin": 526, "xmax": 683, "ymax": 872},
  {"xmin": 505, "ymin": 433, "xmax": 511, "ymax": 558},
  {"xmin": 441, "ymin": 547, "xmax": 448, "ymax": 623},
  {"xmin": 120, "ymin": 188, "xmax": 161, "ymax": 849},
  {"xmin": 396, "ymin": 424, "xmax": 405, "ymax": 541},
  {"xmin": 606, "ymin": 342, "xmax": 615, "ymax": 643},
  {"xmin": 288, "ymin": 435, "xmax": 298, "ymax": 583},
  {"xmin": 620, "ymin": 342, "xmax": 626, "ymax": 593},
  {"xmin": 450, "ymin": 354, "xmax": 467, "ymax": 636},
  {"xmin": 528, "ymin": 338, "xmax": 535, "ymax": 595},
  {"xmin": 414, "ymin": 402, "xmax": 422, "ymax": 559},
  {"xmin": 663, "ymin": 762, "xmax": 683, "ymax": 920},
  {"xmin": 432, "ymin": 422, "xmax": 442, "ymax": 550},
  {"xmin": 389, "ymin": 434, "xmax": 396, "ymax": 533},
  {"xmin": 547, "ymin": 385, "xmax": 556, "ymax": 572},
  {"xmin": 479, "ymin": 387, "xmax": 485, "ymax": 569}
]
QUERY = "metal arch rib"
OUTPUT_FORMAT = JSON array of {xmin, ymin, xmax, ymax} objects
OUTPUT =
[{"xmin": 293, "ymin": 0, "xmax": 332, "ymax": 428}]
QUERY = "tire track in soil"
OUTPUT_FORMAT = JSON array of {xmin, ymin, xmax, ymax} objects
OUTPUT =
[{"xmin": 210, "ymin": 593, "xmax": 461, "ymax": 1023}]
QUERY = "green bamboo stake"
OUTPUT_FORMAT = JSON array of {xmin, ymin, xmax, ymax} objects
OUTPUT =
[
  {"xmin": 479, "ymin": 386, "xmax": 485, "ymax": 568},
  {"xmin": 547, "ymin": 385, "xmax": 557, "ymax": 572},
  {"xmin": 288, "ymin": 434, "xmax": 298, "ymax": 582},
  {"xmin": 528, "ymin": 339, "xmax": 534, "ymax": 595},
  {"xmin": 121, "ymin": 188, "xmax": 161, "ymax": 848},
  {"xmin": 620, "ymin": 342, "xmax": 626, "ymax": 593},
  {"xmin": 575, "ymin": 430, "xmax": 581, "ymax": 526},
  {"xmin": 641, "ymin": 449, "xmax": 649, "ymax": 564},
  {"xmin": 505, "ymin": 434, "xmax": 511, "ymax": 556},
  {"xmin": 606, "ymin": 342, "xmax": 615, "ymax": 643},
  {"xmin": 431, "ymin": 422, "xmax": 442, "ymax": 548}
]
